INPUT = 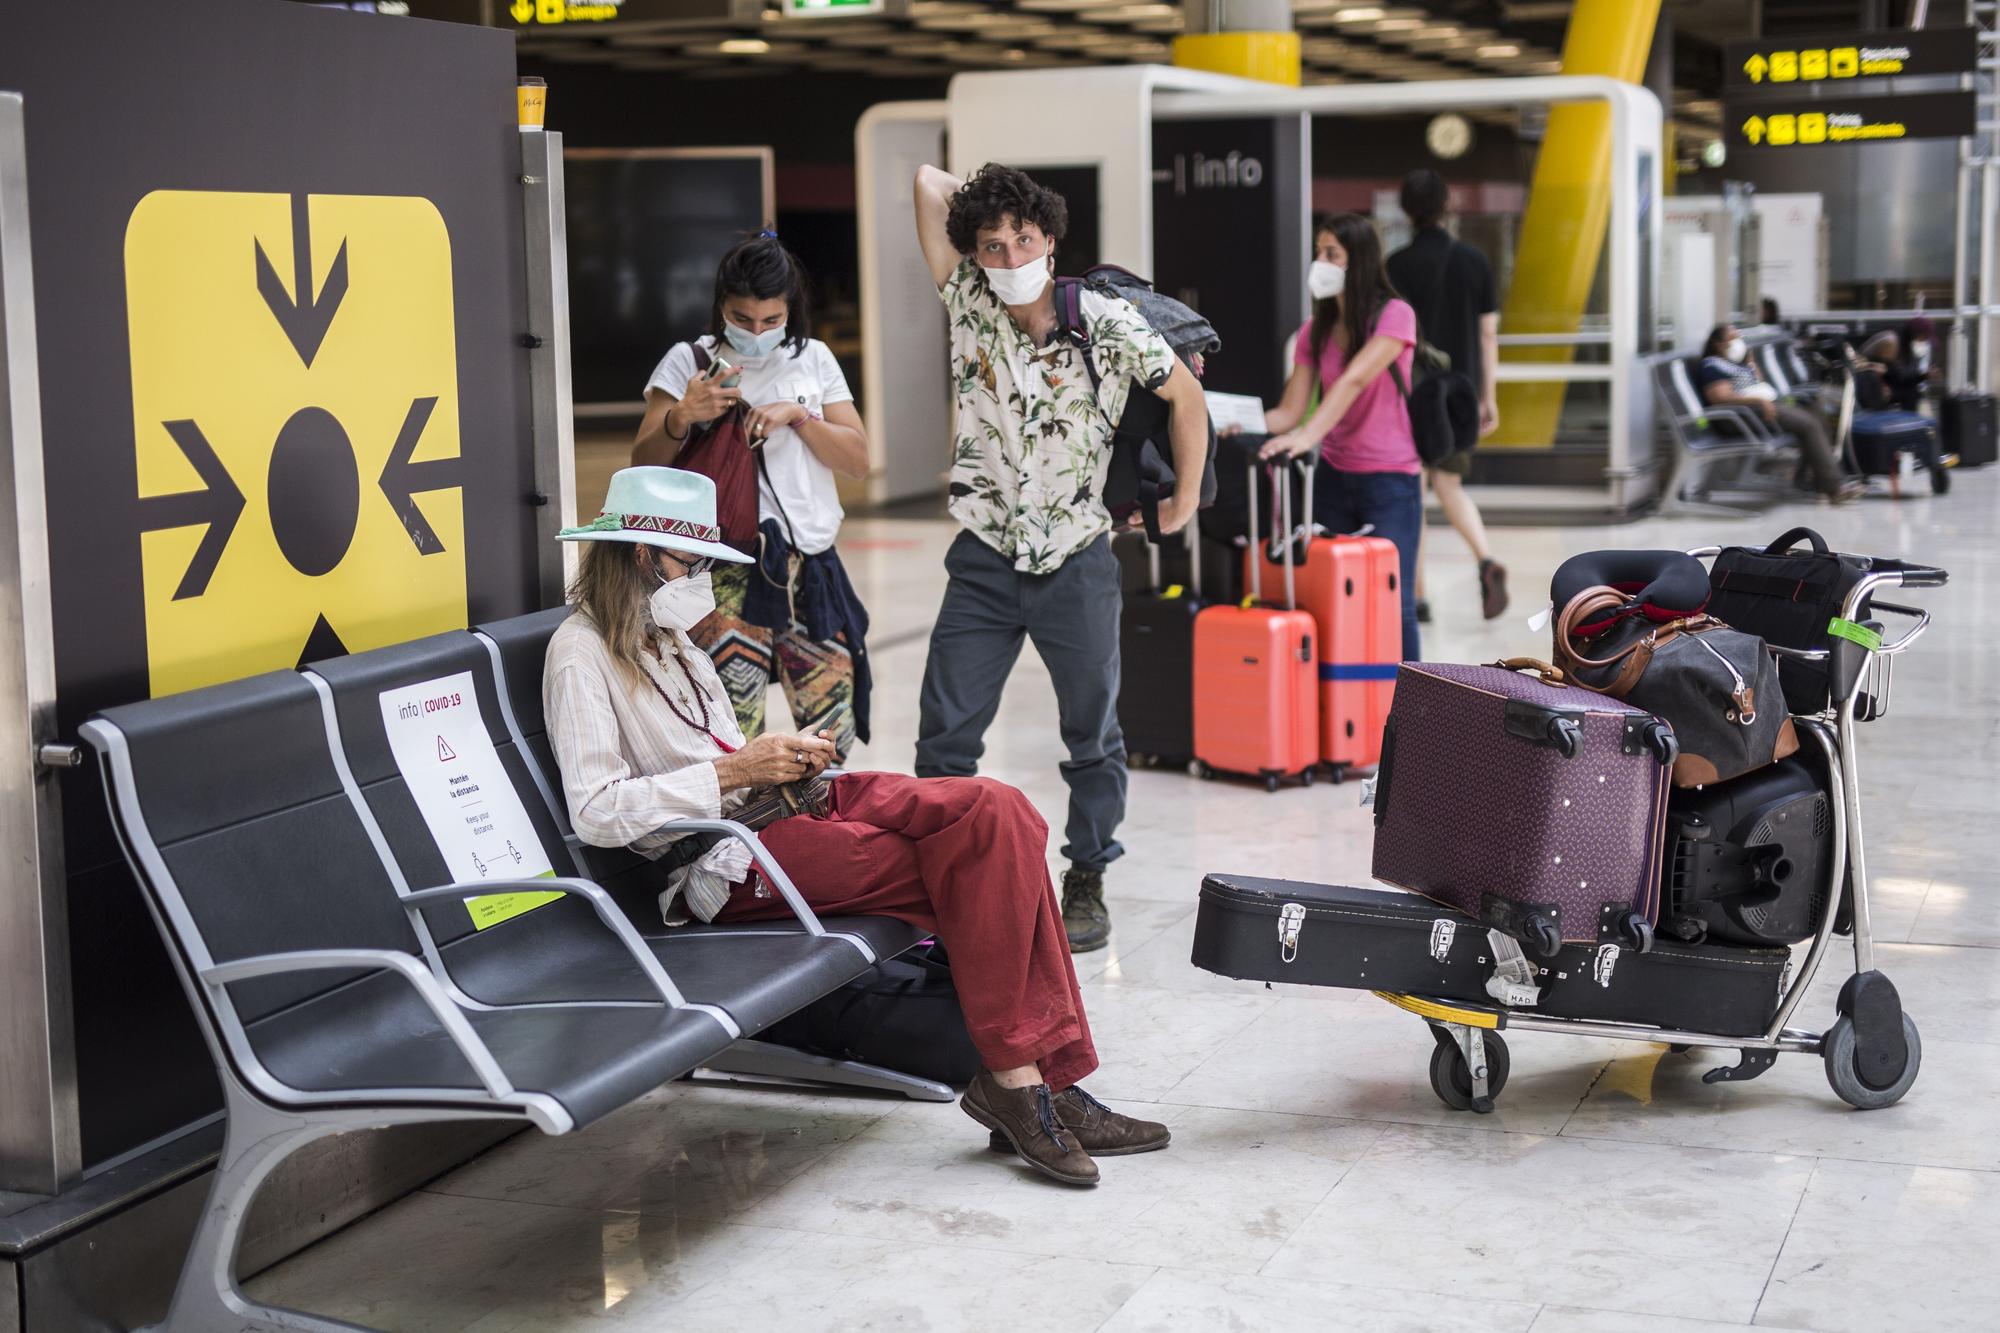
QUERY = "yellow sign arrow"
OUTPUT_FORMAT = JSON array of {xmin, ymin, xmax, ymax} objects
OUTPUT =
[
  {"xmin": 510, "ymin": 0, "xmax": 533, "ymax": 21},
  {"xmin": 1744, "ymin": 53, "xmax": 1768, "ymax": 83},
  {"xmin": 1743, "ymin": 115, "xmax": 1766, "ymax": 145}
]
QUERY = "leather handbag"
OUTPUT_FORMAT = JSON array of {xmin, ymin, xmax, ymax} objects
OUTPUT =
[
  {"xmin": 674, "ymin": 346, "xmax": 760, "ymax": 554},
  {"xmin": 1556, "ymin": 587, "xmax": 1798, "ymax": 788}
]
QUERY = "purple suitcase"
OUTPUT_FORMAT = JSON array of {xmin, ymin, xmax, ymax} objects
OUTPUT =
[{"xmin": 1371, "ymin": 661, "xmax": 1677, "ymax": 956}]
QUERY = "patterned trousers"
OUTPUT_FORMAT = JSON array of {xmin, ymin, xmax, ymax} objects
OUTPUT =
[{"xmin": 691, "ymin": 562, "xmax": 859, "ymax": 759}]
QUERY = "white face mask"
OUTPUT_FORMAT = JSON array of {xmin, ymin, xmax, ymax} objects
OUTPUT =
[
  {"xmin": 1725, "ymin": 337, "xmax": 1748, "ymax": 363},
  {"xmin": 1912, "ymin": 340, "xmax": 1932, "ymax": 364},
  {"xmin": 649, "ymin": 570, "xmax": 715, "ymax": 634},
  {"xmin": 981, "ymin": 247, "xmax": 1052, "ymax": 306},
  {"xmin": 1308, "ymin": 260, "xmax": 1346, "ymax": 301},
  {"xmin": 723, "ymin": 322, "xmax": 786, "ymax": 358}
]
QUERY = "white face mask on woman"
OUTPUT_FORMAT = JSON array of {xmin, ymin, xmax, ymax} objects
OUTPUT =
[
  {"xmin": 981, "ymin": 246, "xmax": 1053, "ymax": 306},
  {"xmin": 1725, "ymin": 337, "xmax": 1749, "ymax": 363},
  {"xmin": 1308, "ymin": 260, "xmax": 1346, "ymax": 301},
  {"xmin": 649, "ymin": 570, "xmax": 715, "ymax": 634},
  {"xmin": 723, "ymin": 322, "xmax": 786, "ymax": 358}
]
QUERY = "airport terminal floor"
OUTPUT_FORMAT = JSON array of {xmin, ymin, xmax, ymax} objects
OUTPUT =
[{"xmin": 243, "ymin": 470, "xmax": 1998, "ymax": 1333}]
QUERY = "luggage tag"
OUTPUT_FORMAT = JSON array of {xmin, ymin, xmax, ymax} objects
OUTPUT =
[
  {"xmin": 1163, "ymin": 583, "xmax": 1185, "ymax": 600},
  {"xmin": 1827, "ymin": 617, "xmax": 1882, "ymax": 651},
  {"xmin": 1526, "ymin": 600, "xmax": 1555, "ymax": 634}
]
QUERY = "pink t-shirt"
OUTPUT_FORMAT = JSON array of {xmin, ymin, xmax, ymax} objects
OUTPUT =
[{"xmin": 1292, "ymin": 299, "xmax": 1421, "ymax": 475}]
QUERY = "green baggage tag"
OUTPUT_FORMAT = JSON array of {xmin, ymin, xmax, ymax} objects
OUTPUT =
[{"xmin": 1827, "ymin": 617, "xmax": 1883, "ymax": 651}]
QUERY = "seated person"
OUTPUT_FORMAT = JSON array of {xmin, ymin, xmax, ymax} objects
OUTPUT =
[
  {"xmin": 542, "ymin": 466, "xmax": 1168, "ymax": 1187},
  {"xmin": 1696, "ymin": 323, "xmax": 1862, "ymax": 504},
  {"xmin": 1863, "ymin": 317, "xmax": 1941, "ymax": 415}
]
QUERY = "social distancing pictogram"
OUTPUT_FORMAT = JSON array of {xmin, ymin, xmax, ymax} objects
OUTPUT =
[{"xmin": 125, "ymin": 190, "xmax": 467, "ymax": 698}]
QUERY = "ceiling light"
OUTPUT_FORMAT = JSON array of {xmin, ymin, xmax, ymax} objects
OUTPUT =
[
  {"xmin": 1478, "ymin": 43, "xmax": 1521, "ymax": 58},
  {"xmin": 1375, "ymin": 18, "xmax": 1423, "ymax": 31},
  {"xmin": 1332, "ymin": 6, "xmax": 1386, "ymax": 20},
  {"xmin": 718, "ymin": 38, "xmax": 770, "ymax": 54}
]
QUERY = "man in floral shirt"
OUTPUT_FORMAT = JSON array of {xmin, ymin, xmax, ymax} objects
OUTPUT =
[{"xmin": 911, "ymin": 162, "xmax": 1209, "ymax": 953}]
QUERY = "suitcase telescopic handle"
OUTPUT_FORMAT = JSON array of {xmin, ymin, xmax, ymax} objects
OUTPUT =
[
  {"xmin": 1246, "ymin": 459, "xmax": 1264, "ymax": 605},
  {"xmin": 1269, "ymin": 461, "xmax": 1299, "ymax": 610}
]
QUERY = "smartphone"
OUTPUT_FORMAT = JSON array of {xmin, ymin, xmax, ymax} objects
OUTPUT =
[{"xmin": 707, "ymin": 352, "xmax": 741, "ymax": 387}]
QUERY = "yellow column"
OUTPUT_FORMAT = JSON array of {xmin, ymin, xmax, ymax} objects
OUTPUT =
[
  {"xmin": 1172, "ymin": 32, "xmax": 1301, "ymax": 87},
  {"xmin": 1489, "ymin": 0, "xmax": 1661, "ymax": 449}
]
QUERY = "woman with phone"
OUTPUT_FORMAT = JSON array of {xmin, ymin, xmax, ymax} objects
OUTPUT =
[{"xmin": 633, "ymin": 232, "xmax": 874, "ymax": 759}]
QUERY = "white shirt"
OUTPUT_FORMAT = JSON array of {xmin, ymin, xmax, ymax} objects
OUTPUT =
[
  {"xmin": 543, "ymin": 611, "xmax": 752, "ymax": 922},
  {"xmin": 648, "ymin": 337, "xmax": 853, "ymax": 555}
]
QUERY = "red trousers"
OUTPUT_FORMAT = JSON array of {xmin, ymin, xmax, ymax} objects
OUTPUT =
[{"xmin": 719, "ymin": 772, "xmax": 1098, "ymax": 1091}]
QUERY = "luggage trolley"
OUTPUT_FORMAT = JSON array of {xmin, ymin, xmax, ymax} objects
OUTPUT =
[{"xmin": 1371, "ymin": 551, "xmax": 1946, "ymax": 1114}]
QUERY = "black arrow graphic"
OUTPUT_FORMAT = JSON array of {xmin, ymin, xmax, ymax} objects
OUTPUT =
[
  {"xmin": 255, "ymin": 194, "xmax": 348, "ymax": 368},
  {"xmin": 378, "ymin": 396, "xmax": 461, "ymax": 554},
  {"xmin": 136, "ymin": 420, "xmax": 246, "ymax": 600},
  {"xmin": 297, "ymin": 613, "xmax": 349, "ymax": 667}
]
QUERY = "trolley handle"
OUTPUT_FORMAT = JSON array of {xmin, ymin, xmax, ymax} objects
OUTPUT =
[{"xmin": 1868, "ymin": 600, "xmax": 1932, "ymax": 657}]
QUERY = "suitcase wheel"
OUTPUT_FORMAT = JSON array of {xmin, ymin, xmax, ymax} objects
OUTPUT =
[
  {"xmin": 1263, "ymin": 772, "xmax": 1281, "ymax": 793},
  {"xmin": 1300, "ymin": 767, "xmax": 1316, "ymax": 788},
  {"xmin": 1823, "ymin": 1012, "xmax": 1921, "ymax": 1109},
  {"xmin": 1428, "ymin": 1029, "xmax": 1510, "ymax": 1114},
  {"xmin": 1523, "ymin": 916, "xmax": 1563, "ymax": 960}
]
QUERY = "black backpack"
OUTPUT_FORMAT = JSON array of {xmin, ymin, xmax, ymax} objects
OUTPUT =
[
  {"xmin": 1384, "ymin": 249, "xmax": 1480, "ymax": 465},
  {"xmin": 1055, "ymin": 265, "xmax": 1220, "ymax": 542}
]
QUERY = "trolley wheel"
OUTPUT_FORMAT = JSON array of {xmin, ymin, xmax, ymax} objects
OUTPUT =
[
  {"xmin": 1428, "ymin": 1031, "xmax": 1510, "ymax": 1114},
  {"xmin": 1300, "ymin": 766, "xmax": 1317, "ymax": 788},
  {"xmin": 1824, "ymin": 1013, "xmax": 1922, "ymax": 1109},
  {"xmin": 1263, "ymin": 772, "xmax": 1281, "ymax": 793}
]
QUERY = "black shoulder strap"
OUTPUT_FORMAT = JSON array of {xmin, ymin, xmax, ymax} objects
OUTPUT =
[
  {"xmin": 1054, "ymin": 277, "xmax": 1104, "ymax": 394},
  {"xmin": 691, "ymin": 342, "xmax": 710, "ymax": 373}
]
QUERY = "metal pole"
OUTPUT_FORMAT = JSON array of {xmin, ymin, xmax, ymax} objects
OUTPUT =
[
  {"xmin": 0, "ymin": 90, "xmax": 81, "ymax": 1197},
  {"xmin": 1952, "ymin": 138, "xmax": 1970, "ymax": 393},
  {"xmin": 519, "ymin": 130, "xmax": 575, "ymax": 609},
  {"xmin": 1984, "ymin": 158, "xmax": 1997, "ymax": 394}
]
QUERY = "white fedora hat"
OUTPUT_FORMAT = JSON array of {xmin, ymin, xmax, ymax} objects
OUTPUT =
[{"xmin": 556, "ymin": 467, "xmax": 752, "ymax": 564}]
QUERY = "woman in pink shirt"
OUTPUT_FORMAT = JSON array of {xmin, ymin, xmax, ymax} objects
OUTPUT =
[{"xmin": 1258, "ymin": 213, "xmax": 1424, "ymax": 659}]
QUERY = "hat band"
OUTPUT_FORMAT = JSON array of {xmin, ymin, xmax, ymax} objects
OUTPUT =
[{"xmin": 565, "ymin": 511, "xmax": 722, "ymax": 543}]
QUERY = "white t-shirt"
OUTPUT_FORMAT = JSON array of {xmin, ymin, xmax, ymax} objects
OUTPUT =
[{"xmin": 646, "ymin": 336, "xmax": 853, "ymax": 555}]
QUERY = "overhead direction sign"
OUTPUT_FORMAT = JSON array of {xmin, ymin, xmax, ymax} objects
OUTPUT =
[
  {"xmin": 1724, "ymin": 90, "xmax": 1976, "ymax": 151},
  {"xmin": 1725, "ymin": 28, "xmax": 1975, "ymax": 91}
]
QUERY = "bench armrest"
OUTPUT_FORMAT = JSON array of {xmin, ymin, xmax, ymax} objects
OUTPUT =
[
  {"xmin": 201, "ymin": 949, "xmax": 514, "ymax": 1100},
  {"xmin": 400, "ymin": 878, "xmax": 685, "ymax": 1007},
  {"xmin": 650, "ymin": 819, "xmax": 826, "ymax": 936}
]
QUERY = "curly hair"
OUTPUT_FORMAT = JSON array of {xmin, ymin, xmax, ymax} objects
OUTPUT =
[{"xmin": 944, "ymin": 163, "xmax": 1069, "ymax": 256}]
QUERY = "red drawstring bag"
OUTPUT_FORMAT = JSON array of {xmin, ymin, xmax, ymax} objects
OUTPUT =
[{"xmin": 673, "ymin": 346, "xmax": 759, "ymax": 554}]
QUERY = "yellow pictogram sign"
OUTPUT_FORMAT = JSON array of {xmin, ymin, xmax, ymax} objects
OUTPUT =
[{"xmin": 125, "ymin": 191, "xmax": 467, "ymax": 698}]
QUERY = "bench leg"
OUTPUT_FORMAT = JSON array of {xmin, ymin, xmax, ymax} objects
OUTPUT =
[{"xmin": 699, "ymin": 1038, "xmax": 957, "ymax": 1103}]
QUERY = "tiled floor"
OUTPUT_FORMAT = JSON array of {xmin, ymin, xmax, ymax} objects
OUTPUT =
[{"xmin": 253, "ymin": 468, "xmax": 1996, "ymax": 1331}]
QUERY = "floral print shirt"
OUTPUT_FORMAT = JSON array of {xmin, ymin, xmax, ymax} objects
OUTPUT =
[{"xmin": 940, "ymin": 259, "xmax": 1176, "ymax": 574}]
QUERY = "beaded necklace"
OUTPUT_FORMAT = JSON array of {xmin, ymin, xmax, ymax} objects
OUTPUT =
[{"xmin": 644, "ymin": 642, "xmax": 737, "ymax": 754}]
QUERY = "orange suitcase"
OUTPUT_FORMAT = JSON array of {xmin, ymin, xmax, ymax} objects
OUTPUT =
[
  {"xmin": 1245, "ymin": 460, "xmax": 1400, "ymax": 774},
  {"xmin": 1196, "ymin": 465, "xmax": 1318, "ymax": 791}
]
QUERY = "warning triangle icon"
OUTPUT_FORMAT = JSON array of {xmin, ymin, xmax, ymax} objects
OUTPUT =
[{"xmin": 437, "ymin": 737, "xmax": 457, "ymax": 763}]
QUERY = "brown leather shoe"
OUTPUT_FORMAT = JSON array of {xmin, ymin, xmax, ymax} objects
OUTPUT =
[
  {"xmin": 961, "ymin": 1073, "xmax": 1099, "ymax": 1186},
  {"xmin": 988, "ymin": 1085, "xmax": 1170, "ymax": 1157}
]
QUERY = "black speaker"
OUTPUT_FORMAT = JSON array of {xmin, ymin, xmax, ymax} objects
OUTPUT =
[{"xmin": 1664, "ymin": 757, "xmax": 1834, "ymax": 947}]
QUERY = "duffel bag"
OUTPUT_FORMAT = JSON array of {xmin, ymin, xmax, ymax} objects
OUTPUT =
[
  {"xmin": 757, "ymin": 941, "xmax": 982, "ymax": 1087},
  {"xmin": 1556, "ymin": 586, "xmax": 1798, "ymax": 787},
  {"xmin": 1705, "ymin": 527, "xmax": 1876, "ymax": 716}
]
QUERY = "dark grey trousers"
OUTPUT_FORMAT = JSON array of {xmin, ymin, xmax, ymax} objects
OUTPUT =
[{"xmin": 915, "ymin": 530, "xmax": 1126, "ymax": 873}]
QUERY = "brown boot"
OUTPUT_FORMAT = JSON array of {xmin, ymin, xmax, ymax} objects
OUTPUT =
[
  {"xmin": 988, "ymin": 1085, "xmax": 1170, "ymax": 1157},
  {"xmin": 961, "ymin": 1072, "xmax": 1099, "ymax": 1187}
]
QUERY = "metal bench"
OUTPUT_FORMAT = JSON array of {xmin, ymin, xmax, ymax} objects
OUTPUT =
[
  {"xmin": 78, "ymin": 610, "xmax": 934, "ymax": 1333},
  {"xmin": 1653, "ymin": 354, "xmax": 1801, "ymax": 510}
]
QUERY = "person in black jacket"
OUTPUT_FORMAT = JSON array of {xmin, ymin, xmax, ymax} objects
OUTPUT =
[{"xmin": 1386, "ymin": 171, "xmax": 1508, "ymax": 622}]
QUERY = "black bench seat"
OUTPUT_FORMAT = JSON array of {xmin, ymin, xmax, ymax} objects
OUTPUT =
[{"xmin": 79, "ymin": 607, "xmax": 932, "ymax": 1333}]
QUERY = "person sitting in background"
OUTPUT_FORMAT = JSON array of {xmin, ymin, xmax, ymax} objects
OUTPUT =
[
  {"xmin": 1257, "ymin": 212, "xmax": 1425, "ymax": 660},
  {"xmin": 1759, "ymin": 296, "xmax": 1782, "ymax": 327},
  {"xmin": 632, "ymin": 232, "xmax": 873, "ymax": 764},
  {"xmin": 1696, "ymin": 323, "xmax": 1863, "ymax": 505},
  {"xmin": 1386, "ymin": 169, "xmax": 1508, "ymax": 623},
  {"xmin": 1864, "ymin": 317, "xmax": 1942, "ymax": 415},
  {"xmin": 545, "ymin": 466, "xmax": 1170, "ymax": 1188}
]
